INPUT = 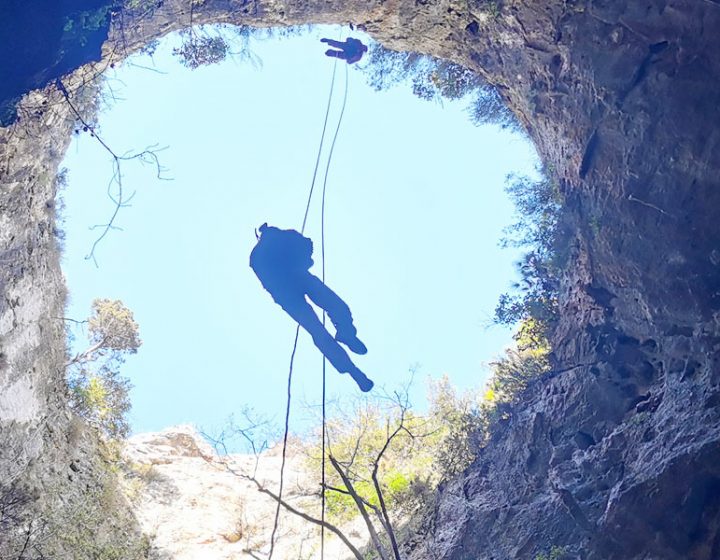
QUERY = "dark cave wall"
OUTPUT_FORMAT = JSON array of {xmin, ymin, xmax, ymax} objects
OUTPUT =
[
  {"xmin": 0, "ymin": 0, "xmax": 114, "ymax": 126},
  {"xmin": 1, "ymin": 0, "xmax": 719, "ymax": 558},
  {"xmin": 401, "ymin": 2, "xmax": 720, "ymax": 558}
]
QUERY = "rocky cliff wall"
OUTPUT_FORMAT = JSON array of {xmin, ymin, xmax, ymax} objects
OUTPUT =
[
  {"xmin": 0, "ymin": 69, "xmax": 149, "ymax": 555},
  {"xmin": 1, "ymin": 0, "xmax": 718, "ymax": 558}
]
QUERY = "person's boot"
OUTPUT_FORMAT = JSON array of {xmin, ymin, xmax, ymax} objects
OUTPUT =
[
  {"xmin": 347, "ymin": 366, "xmax": 374, "ymax": 392},
  {"xmin": 335, "ymin": 329, "xmax": 367, "ymax": 355}
]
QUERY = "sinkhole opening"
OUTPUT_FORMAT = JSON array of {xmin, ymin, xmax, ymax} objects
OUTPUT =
[{"xmin": 57, "ymin": 23, "xmax": 549, "ymax": 448}]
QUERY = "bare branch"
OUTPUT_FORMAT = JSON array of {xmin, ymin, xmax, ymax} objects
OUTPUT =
[
  {"xmin": 372, "ymin": 460, "xmax": 401, "ymax": 560},
  {"xmin": 65, "ymin": 336, "xmax": 108, "ymax": 367},
  {"xmin": 197, "ymin": 448, "xmax": 366, "ymax": 560},
  {"xmin": 252, "ymin": 480, "xmax": 365, "ymax": 560},
  {"xmin": 52, "ymin": 317, "xmax": 88, "ymax": 326},
  {"xmin": 55, "ymin": 78, "xmax": 171, "ymax": 266},
  {"xmin": 329, "ymin": 455, "xmax": 390, "ymax": 560},
  {"xmin": 127, "ymin": 61, "xmax": 169, "ymax": 74}
]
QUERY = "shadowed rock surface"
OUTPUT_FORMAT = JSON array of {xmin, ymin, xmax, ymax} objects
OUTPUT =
[
  {"xmin": 1, "ymin": 0, "xmax": 719, "ymax": 558},
  {"xmin": 0, "ymin": 0, "xmax": 113, "ymax": 125}
]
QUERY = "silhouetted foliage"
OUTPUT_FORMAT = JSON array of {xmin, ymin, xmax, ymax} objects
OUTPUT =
[
  {"xmin": 467, "ymin": 86, "xmax": 518, "ymax": 129},
  {"xmin": 495, "ymin": 173, "xmax": 563, "ymax": 343},
  {"xmin": 361, "ymin": 43, "xmax": 519, "ymax": 129},
  {"xmin": 173, "ymin": 33, "xmax": 229, "ymax": 69},
  {"xmin": 50, "ymin": 169, "xmax": 69, "ymax": 253}
]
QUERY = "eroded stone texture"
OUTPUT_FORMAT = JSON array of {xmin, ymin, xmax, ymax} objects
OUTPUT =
[{"xmin": 1, "ymin": 0, "xmax": 719, "ymax": 557}]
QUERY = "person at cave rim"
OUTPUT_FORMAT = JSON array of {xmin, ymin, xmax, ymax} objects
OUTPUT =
[
  {"xmin": 249, "ymin": 223, "xmax": 374, "ymax": 392},
  {"xmin": 321, "ymin": 37, "xmax": 368, "ymax": 64}
]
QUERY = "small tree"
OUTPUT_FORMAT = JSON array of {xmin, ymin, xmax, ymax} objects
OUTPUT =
[
  {"xmin": 495, "ymin": 173, "xmax": 564, "ymax": 345},
  {"xmin": 316, "ymin": 391, "xmax": 436, "ymax": 560},
  {"xmin": 426, "ymin": 375, "xmax": 486, "ymax": 478},
  {"xmin": 172, "ymin": 1, "xmax": 230, "ymax": 71},
  {"xmin": 87, "ymin": 298, "xmax": 141, "ymax": 353},
  {"xmin": 66, "ymin": 299, "xmax": 141, "ymax": 440},
  {"xmin": 361, "ymin": 43, "xmax": 518, "ymax": 129},
  {"xmin": 201, "ymin": 377, "xmax": 501, "ymax": 560},
  {"xmin": 485, "ymin": 346, "xmax": 550, "ymax": 407}
]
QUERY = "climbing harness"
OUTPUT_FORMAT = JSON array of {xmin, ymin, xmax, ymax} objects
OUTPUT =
[{"xmin": 267, "ymin": 46, "xmax": 351, "ymax": 560}]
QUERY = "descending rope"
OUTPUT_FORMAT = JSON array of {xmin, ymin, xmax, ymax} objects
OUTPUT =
[
  {"xmin": 267, "ymin": 325, "xmax": 300, "ymax": 559},
  {"xmin": 320, "ymin": 61, "xmax": 350, "ymax": 560},
  {"xmin": 301, "ymin": 60, "xmax": 339, "ymax": 235},
  {"xmin": 268, "ymin": 54, "xmax": 350, "ymax": 560}
]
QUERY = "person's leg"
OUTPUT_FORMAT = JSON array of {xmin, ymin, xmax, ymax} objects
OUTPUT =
[
  {"xmin": 304, "ymin": 275, "xmax": 352, "ymax": 327},
  {"xmin": 303, "ymin": 275, "xmax": 367, "ymax": 354},
  {"xmin": 322, "ymin": 38, "xmax": 346, "ymax": 49},
  {"xmin": 279, "ymin": 297, "xmax": 373, "ymax": 391},
  {"xmin": 325, "ymin": 49, "xmax": 342, "ymax": 59},
  {"xmin": 279, "ymin": 296, "xmax": 349, "ymax": 366}
]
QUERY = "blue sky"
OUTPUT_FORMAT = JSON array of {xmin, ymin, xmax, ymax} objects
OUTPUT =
[{"xmin": 59, "ymin": 25, "xmax": 539, "ymax": 442}]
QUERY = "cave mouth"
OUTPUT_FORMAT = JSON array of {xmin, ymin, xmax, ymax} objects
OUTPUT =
[{"xmin": 57, "ymin": 23, "xmax": 541, "ymax": 441}]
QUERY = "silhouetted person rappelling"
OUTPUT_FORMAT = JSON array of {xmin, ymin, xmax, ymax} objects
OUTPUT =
[
  {"xmin": 250, "ymin": 223, "xmax": 374, "ymax": 392},
  {"xmin": 321, "ymin": 37, "xmax": 368, "ymax": 64}
]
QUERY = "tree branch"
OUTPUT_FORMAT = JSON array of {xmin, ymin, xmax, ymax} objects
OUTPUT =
[
  {"xmin": 204, "ymin": 451, "xmax": 365, "ymax": 560},
  {"xmin": 56, "ymin": 78, "xmax": 170, "ymax": 266},
  {"xmin": 329, "ymin": 455, "xmax": 390, "ymax": 560},
  {"xmin": 371, "ymin": 405, "xmax": 407, "ymax": 560},
  {"xmin": 65, "ymin": 336, "xmax": 108, "ymax": 367},
  {"xmin": 250, "ymin": 479, "xmax": 365, "ymax": 560},
  {"xmin": 324, "ymin": 482, "xmax": 390, "ymax": 535},
  {"xmin": 372, "ymin": 461, "xmax": 401, "ymax": 560},
  {"xmin": 53, "ymin": 317, "xmax": 88, "ymax": 326}
]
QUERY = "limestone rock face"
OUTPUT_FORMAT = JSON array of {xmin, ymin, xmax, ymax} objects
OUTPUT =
[
  {"xmin": 1, "ymin": 0, "xmax": 720, "ymax": 558},
  {"xmin": 122, "ymin": 425, "xmax": 364, "ymax": 560}
]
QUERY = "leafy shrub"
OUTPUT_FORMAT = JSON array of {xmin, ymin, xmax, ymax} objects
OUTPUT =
[
  {"xmin": 316, "ymin": 398, "xmax": 430, "ymax": 521},
  {"xmin": 361, "ymin": 43, "xmax": 519, "ymax": 129},
  {"xmin": 305, "ymin": 375, "xmax": 488, "ymax": 529},
  {"xmin": 495, "ymin": 173, "xmax": 564, "ymax": 344},
  {"xmin": 42, "ymin": 465, "xmax": 151, "ymax": 559},
  {"xmin": 485, "ymin": 342, "xmax": 551, "ymax": 408},
  {"xmin": 426, "ymin": 375, "xmax": 486, "ymax": 477},
  {"xmin": 71, "ymin": 370, "xmax": 133, "ymax": 439}
]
